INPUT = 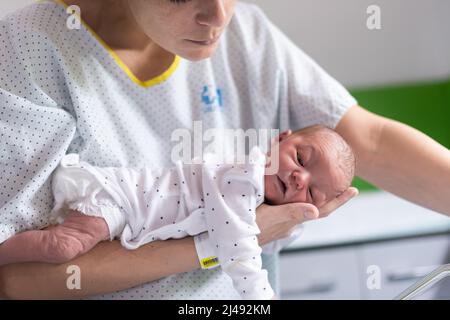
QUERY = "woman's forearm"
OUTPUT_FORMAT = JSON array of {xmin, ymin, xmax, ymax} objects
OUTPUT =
[
  {"xmin": 0, "ymin": 237, "xmax": 200, "ymax": 299},
  {"xmin": 362, "ymin": 117, "xmax": 450, "ymax": 215},
  {"xmin": 0, "ymin": 200, "xmax": 325, "ymax": 299}
]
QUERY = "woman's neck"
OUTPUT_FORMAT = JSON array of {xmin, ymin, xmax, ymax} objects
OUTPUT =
[
  {"xmin": 64, "ymin": 0, "xmax": 148, "ymax": 49},
  {"xmin": 63, "ymin": 0, "xmax": 176, "ymax": 81}
]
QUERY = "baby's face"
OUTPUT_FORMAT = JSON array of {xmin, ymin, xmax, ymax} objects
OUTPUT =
[{"xmin": 264, "ymin": 130, "xmax": 350, "ymax": 208}]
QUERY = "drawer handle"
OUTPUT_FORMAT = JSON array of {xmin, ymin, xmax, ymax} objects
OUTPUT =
[
  {"xmin": 387, "ymin": 265, "xmax": 440, "ymax": 282},
  {"xmin": 281, "ymin": 281, "xmax": 336, "ymax": 296}
]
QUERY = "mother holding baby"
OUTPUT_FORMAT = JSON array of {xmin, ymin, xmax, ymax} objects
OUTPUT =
[{"xmin": 0, "ymin": 0, "xmax": 449, "ymax": 299}]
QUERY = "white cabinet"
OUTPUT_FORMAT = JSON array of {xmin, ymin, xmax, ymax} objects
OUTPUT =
[
  {"xmin": 279, "ymin": 247, "xmax": 361, "ymax": 299},
  {"xmin": 280, "ymin": 234, "xmax": 450, "ymax": 300},
  {"xmin": 358, "ymin": 235, "xmax": 450, "ymax": 300}
]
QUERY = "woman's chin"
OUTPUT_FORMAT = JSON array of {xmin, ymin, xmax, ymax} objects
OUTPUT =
[{"xmin": 179, "ymin": 45, "xmax": 218, "ymax": 61}]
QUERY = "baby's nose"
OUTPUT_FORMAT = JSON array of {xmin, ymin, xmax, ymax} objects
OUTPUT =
[{"xmin": 292, "ymin": 170, "xmax": 310, "ymax": 189}]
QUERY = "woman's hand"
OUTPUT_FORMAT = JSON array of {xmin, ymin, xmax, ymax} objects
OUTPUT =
[{"xmin": 256, "ymin": 187, "xmax": 358, "ymax": 245}]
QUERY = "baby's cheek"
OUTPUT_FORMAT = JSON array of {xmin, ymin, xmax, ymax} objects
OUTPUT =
[
  {"xmin": 264, "ymin": 182, "xmax": 277, "ymax": 202},
  {"xmin": 315, "ymin": 195, "xmax": 329, "ymax": 208}
]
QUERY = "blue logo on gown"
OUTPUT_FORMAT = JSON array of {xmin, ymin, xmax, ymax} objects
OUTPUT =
[{"xmin": 201, "ymin": 85, "xmax": 223, "ymax": 113}]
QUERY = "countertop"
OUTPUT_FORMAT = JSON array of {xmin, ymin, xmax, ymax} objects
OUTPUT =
[{"xmin": 286, "ymin": 191, "xmax": 450, "ymax": 250}]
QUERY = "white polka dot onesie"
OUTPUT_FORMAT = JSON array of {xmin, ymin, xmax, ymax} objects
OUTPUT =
[{"xmin": 51, "ymin": 147, "xmax": 273, "ymax": 299}]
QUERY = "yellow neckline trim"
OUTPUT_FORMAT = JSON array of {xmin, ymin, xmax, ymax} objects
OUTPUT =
[{"xmin": 53, "ymin": 0, "xmax": 180, "ymax": 88}]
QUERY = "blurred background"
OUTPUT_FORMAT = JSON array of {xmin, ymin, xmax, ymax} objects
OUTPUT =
[{"xmin": 2, "ymin": 0, "xmax": 449, "ymax": 300}]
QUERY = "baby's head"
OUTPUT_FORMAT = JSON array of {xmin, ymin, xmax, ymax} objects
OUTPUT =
[{"xmin": 264, "ymin": 125, "xmax": 355, "ymax": 208}]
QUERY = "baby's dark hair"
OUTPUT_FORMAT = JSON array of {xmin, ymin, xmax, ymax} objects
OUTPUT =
[{"xmin": 294, "ymin": 125, "xmax": 356, "ymax": 191}]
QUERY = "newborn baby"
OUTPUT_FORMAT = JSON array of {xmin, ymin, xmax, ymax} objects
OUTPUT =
[
  {"xmin": 0, "ymin": 125, "xmax": 355, "ymax": 299},
  {"xmin": 264, "ymin": 125, "xmax": 355, "ymax": 207}
]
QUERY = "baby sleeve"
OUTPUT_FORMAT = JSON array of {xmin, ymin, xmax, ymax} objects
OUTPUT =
[
  {"xmin": 50, "ymin": 154, "xmax": 127, "ymax": 241},
  {"xmin": 201, "ymin": 160, "xmax": 274, "ymax": 300}
]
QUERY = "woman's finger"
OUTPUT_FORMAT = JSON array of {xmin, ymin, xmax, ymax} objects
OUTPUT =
[
  {"xmin": 319, "ymin": 187, "xmax": 359, "ymax": 217},
  {"xmin": 255, "ymin": 202, "xmax": 319, "ymax": 245},
  {"xmin": 276, "ymin": 202, "xmax": 319, "ymax": 224},
  {"xmin": 257, "ymin": 202, "xmax": 318, "ymax": 225}
]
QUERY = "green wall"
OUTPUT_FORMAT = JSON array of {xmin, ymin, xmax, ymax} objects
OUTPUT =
[{"xmin": 349, "ymin": 79, "xmax": 450, "ymax": 191}]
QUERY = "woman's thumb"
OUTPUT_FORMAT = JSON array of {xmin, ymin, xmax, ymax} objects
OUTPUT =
[
  {"xmin": 303, "ymin": 206, "xmax": 319, "ymax": 221},
  {"xmin": 284, "ymin": 202, "xmax": 319, "ymax": 223},
  {"xmin": 304, "ymin": 207, "xmax": 319, "ymax": 220}
]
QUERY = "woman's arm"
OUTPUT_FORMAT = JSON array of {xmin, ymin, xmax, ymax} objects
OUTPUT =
[
  {"xmin": 336, "ymin": 105, "xmax": 450, "ymax": 215},
  {"xmin": 0, "ymin": 193, "xmax": 358, "ymax": 300},
  {"xmin": 0, "ymin": 237, "xmax": 200, "ymax": 299}
]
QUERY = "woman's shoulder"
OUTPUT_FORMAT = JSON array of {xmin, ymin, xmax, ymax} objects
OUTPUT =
[
  {"xmin": 0, "ymin": 2, "xmax": 75, "ymax": 102},
  {"xmin": 215, "ymin": 2, "xmax": 286, "ymax": 72},
  {"xmin": 2, "ymin": 1, "xmax": 68, "ymax": 44},
  {"xmin": 232, "ymin": 2, "xmax": 268, "ymax": 23},
  {"xmin": 225, "ymin": 2, "xmax": 274, "ymax": 47},
  {"xmin": 209, "ymin": 3, "xmax": 286, "ymax": 93}
]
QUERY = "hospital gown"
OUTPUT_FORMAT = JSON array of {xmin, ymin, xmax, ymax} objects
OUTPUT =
[{"xmin": 0, "ymin": 0, "xmax": 357, "ymax": 299}]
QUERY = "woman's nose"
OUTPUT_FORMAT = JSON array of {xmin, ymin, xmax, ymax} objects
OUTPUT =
[{"xmin": 196, "ymin": 0, "xmax": 227, "ymax": 28}]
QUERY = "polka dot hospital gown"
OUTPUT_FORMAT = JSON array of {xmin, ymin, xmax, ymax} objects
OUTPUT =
[{"xmin": 0, "ymin": 0, "xmax": 357, "ymax": 299}]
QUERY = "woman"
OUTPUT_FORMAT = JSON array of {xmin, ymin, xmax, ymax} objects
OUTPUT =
[{"xmin": 0, "ymin": 0, "xmax": 448, "ymax": 299}]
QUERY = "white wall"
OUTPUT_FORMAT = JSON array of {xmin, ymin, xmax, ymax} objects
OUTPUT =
[
  {"xmin": 245, "ymin": 0, "xmax": 450, "ymax": 88},
  {"xmin": 2, "ymin": 0, "xmax": 450, "ymax": 88}
]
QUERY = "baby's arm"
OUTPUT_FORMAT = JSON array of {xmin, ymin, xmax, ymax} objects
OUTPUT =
[
  {"xmin": 0, "ymin": 210, "xmax": 109, "ymax": 266},
  {"xmin": 202, "ymin": 165, "xmax": 275, "ymax": 300}
]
